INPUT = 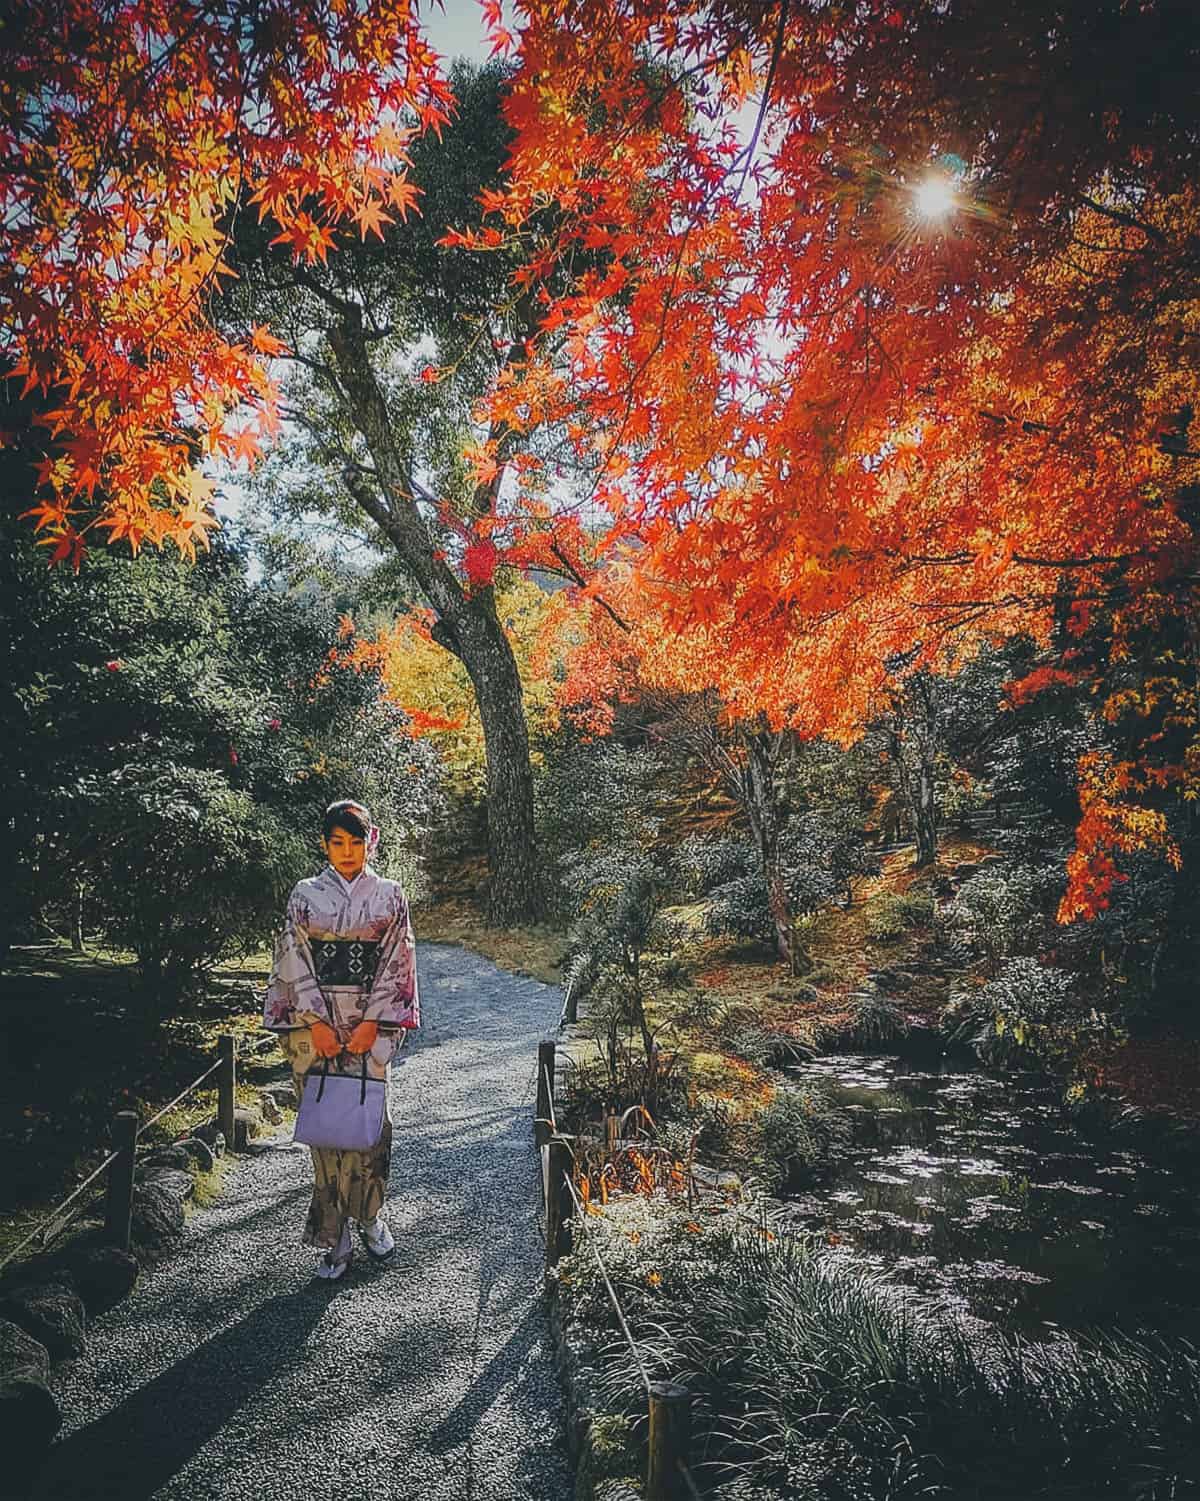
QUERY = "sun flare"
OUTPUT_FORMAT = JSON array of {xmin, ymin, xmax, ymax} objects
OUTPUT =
[{"xmin": 913, "ymin": 175, "xmax": 957, "ymax": 220}]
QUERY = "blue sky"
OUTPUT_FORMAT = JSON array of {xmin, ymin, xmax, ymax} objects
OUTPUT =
[{"xmin": 422, "ymin": 1, "xmax": 501, "ymax": 65}]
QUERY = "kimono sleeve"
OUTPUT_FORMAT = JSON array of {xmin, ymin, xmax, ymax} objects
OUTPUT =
[
  {"xmin": 362, "ymin": 887, "xmax": 420, "ymax": 1032},
  {"xmin": 262, "ymin": 886, "xmax": 333, "ymax": 1032}
]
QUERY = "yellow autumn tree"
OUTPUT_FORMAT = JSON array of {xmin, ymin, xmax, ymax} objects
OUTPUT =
[{"xmin": 360, "ymin": 576, "xmax": 582, "ymax": 799}]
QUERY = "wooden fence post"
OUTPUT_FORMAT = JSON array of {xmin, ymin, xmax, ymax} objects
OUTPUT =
[
  {"xmin": 646, "ymin": 1380, "xmax": 692, "ymax": 1501},
  {"xmin": 535, "ymin": 1039, "xmax": 556, "ymax": 1148},
  {"xmin": 563, "ymin": 979, "xmax": 578, "ymax": 1025},
  {"xmin": 218, "ymin": 1033, "xmax": 236, "ymax": 1152},
  {"xmin": 104, "ymin": 1110, "xmax": 139, "ymax": 1252},
  {"xmin": 544, "ymin": 1134, "xmax": 573, "ymax": 1273}
]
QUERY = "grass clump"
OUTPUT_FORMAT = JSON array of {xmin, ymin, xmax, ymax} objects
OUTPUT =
[
  {"xmin": 554, "ymin": 1196, "xmax": 1200, "ymax": 1501},
  {"xmin": 863, "ymin": 888, "xmax": 935, "ymax": 943},
  {"xmin": 844, "ymin": 991, "xmax": 910, "ymax": 1047}
]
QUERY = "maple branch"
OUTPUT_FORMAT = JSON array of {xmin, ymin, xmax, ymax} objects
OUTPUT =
[
  {"xmin": 1011, "ymin": 551, "xmax": 1148, "ymax": 568},
  {"xmin": 467, "ymin": 293, "xmax": 541, "ymax": 523},
  {"xmin": 733, "ymin": 0, "xmax": 788, "ymax": 205},
  {"xmin": 1078, "ymin": 194, "xmax": 1166, "ymax": 247},
  {"xmin": 545, "ymin": 538, "xmax": 630, "ymax": 633},
  {"xmin": 899, "ymin": 547, "xmax": 1151, "ymax": 570}
]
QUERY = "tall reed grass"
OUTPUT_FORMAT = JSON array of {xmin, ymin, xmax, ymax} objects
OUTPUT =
[{"xmin": 555, "ymin": 1196, "xmax": 1200, "ymax": 1499}]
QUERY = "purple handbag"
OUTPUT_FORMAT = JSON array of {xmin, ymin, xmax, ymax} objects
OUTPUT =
[{"xmin": 293, "ymin": 1052, "xmax": 386, "ymax": 1151}]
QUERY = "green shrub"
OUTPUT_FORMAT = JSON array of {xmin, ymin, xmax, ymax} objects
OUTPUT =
[
  {"xmin": 704, "ymin": 873, "xmax": 776, "ymax": 943},
  {"xmin": 752, "ymin": 1083, "xmax": 852, "ymax": 1194},
  {"xmin": 533, "ymin": 739, "xmax": 668, "ymax": 922},
  {"xmin": 942, "ymin": 863, "xmax": 1054, "ymax": 971},
  {"xmin": 864, "ymin": 888, "xmax": 933, "ymax": 942},
  {"xmin": 845, "ymin": 991, "xmax": 909, "ymax": 1046},
  {"xmin": 81, "ymin": 764, "xmax": 299, "ymax": 1002},
  {"xmin": 944, "ymin": 956, "xmax": 1115, "ymax": 1069},
  {"xmin": 674, "ymin": 832, "xmax": 758, "ymax": 898},
  {"xmin": 724, "ymin": 1023, "xmax": 815, "ymax": 1070}
]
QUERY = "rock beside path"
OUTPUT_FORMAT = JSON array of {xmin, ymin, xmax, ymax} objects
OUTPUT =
[
  {"xmin": 128, "ymin": 1182, "xmax": 185, "ymax": 1264},
  {"xmin": 141, "ymin": 1167, "xmax": 195, "ymax": 1203},
  {"xmin": 0, "ymin": 1283, "xmax": 86, "ymax": 1362},
  {"xmin": 0, "ymin": 1318, "xmax": 61, "ymax": 1466},
  {"xmin": 51, "ymin": 1241, "xmax": 139, "ymax": 1316}
]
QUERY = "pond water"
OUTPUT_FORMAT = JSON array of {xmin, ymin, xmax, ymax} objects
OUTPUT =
[{"xmin": 783, "ymin": 1051, "xmax": 1200, "ymax": 1340}]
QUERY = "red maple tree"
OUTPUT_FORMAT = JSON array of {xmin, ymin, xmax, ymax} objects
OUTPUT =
[
  {"xmin": 470, "ymin": 0, "xmax": 1200, "ymax": 919},
  {"xmin": 2, "ymin": 0, "xmax": 452, "ymax": 564}
]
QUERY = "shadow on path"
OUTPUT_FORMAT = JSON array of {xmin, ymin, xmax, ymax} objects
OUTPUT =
[
  {"xmin": 22, "ymin": 1291, "xmax": 335, "ymax": 1500},
  {"xmin": 18, "ymin": 943, "xmax": 572, "ymax": 1501}
]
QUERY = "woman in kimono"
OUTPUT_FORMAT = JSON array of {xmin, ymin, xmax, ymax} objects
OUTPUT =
[{"xmin": 263, "ymin": 799, "xmax": 420, "ymax": 1280}]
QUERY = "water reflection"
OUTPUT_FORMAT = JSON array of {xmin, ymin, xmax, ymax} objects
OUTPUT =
[{"xmin": 783, "ymin": 1052, "xmax": 1200, "ymax": 1339}]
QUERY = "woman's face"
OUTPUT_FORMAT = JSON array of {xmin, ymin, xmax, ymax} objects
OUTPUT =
[{"xmin": 323, "ymin": 825, "xmax": 367, "ymax": 881}]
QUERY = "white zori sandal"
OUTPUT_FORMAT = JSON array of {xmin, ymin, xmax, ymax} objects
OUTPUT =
[
  {"xmin": 316, "ymin": 1222, "xmax": 353, "ymax": 1280},
  {"xmin": 359, "ymin": 1213, "xmax": 395, "ymax": 1260}
]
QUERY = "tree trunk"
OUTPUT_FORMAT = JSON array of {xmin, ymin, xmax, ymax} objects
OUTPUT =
[
  {"xmin": 914, "ymin": 755, "xmax": 938, "ymax": 867},
  {"xmin": 887, "ymin": 673, "xmax": 940, "ymax": 869},
  {"xmin": 71, "ymin": 879, "xmax": 85, "ymax": 952},
  {"xmin": 743, "ymin": 726, "xmax": 806, "ymax": 974},
  {"xmin": 449, "ymin": 608, "xmax": 551, "ymax": 927},
  {"xmin": 326, "ymin": 308, "xmax": 549, "ymax": 927}
]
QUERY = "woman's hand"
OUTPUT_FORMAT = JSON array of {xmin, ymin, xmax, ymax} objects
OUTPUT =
[
  {"xmin": 345, "ymin": 1019, "xmax": 379, "ymax": 1055},
  {"xmin": 310, "ymin": 1019, "xmax": 343, "ymax": 1059}
]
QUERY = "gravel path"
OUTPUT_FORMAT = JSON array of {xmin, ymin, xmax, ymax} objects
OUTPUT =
[{"xmin": 24, "ymin": 943, "xmax": 573, "ymax": 1501}]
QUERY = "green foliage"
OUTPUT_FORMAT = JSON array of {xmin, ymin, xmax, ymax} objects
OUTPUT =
[
  {"xmin": 0, "ymin": 518, "xmax": 440, "ymax": 993},
  {"xmin": 863, "ymin": 888, "xmax": 933, "ymax": 943},
  {"xmin": 944, "ymin": 957, "xmax": 1116, "ymax": 1070},
  {"xmin": 779, "ymin": 806, "xmax": 881, "ymax": 911},
  {"xmin": 703, "ymin": 871, "xmax": 775, "ymax": 943},
  {"xmin": 845, "ymin": 991, "xmax": 909, "ymax": 1047},
  {"xmin": 752, "ymin": 1083, "xmax": 852, "ymax": 1194},
  {"xmin": 723, "ymin": 1021, "xmax": 814, "ymax": 1071},
  {"xmin": 942, "ymin": 862, "xmax": 1050, "ymax": 971},
  {"xmin": 78, "ymin": 765, "xmax": 297, "ymax": 999},
  {"xmin": 555, "ymin": 1200, "xmax": 1200, "ymax": 1500},
  {"xmin": 700, "ymin": 809, "xmax": 879, "ymax": 946},
  {"xmin": 535, "ymin": 735, "xmax": 667, "ymax": 922},
  {"xmin": 673, "ymin": 831, "xmax": 757, "ymax": 897}
]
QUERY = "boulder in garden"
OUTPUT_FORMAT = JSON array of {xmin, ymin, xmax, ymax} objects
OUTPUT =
[
  {"xmin": 0, "ymin": 1317, "xmax": 61, "ymax": 1462},
  {"xmin": 141, "ymin": 1167, "xmax": 195, "ymax": 1203},
  {"xmin": 129, "ymin": 1181, "xmax": 185, "ymax": 1265},
  {"xmin": 52, "ymin": 1238, "xmax": 139, "ymax": 1316},
  {"xmin": 139, "ymin": 1144, "xmax": 194, "ymax": 1173},
  {"xmin": 176, "ymin": 1136, "xmax": 216, "ymax": 1173},
  {"xmin": 0, "ymin": 1281, "xmax": 86, "ymax": 1362}
]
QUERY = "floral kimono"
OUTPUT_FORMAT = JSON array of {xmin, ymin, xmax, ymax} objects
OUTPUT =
[{"xmin": 263, "ymin": 863, "xmax": 420, "ymax": 1257}]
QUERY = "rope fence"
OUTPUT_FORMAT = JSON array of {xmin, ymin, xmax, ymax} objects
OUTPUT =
[
  {"xmin": 536, "ymin": 1035, "xmax": 705, "ymax": 1501},
  {"xmin": 0, "ymin": 1033, "xmax": 240, "ymax": 1277}
]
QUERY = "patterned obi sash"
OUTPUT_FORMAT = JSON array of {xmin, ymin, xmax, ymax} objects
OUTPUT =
[{"xmin": 312, "ymin": 938, "xmax": 382, "ymax": 988}]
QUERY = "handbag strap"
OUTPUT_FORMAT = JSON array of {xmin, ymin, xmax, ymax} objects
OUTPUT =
[
  {"xmin": 312, "ymin": 1050, "xmax": 370, "ymax": 1104},
  {"xmin": 314, "ymin": 1055, "xmax": 331, "ymax": 1102}
]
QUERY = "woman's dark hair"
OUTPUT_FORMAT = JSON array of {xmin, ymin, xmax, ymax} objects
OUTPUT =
[{"xmin": 322, "ymin": 800, "xmax": 371, "ymax": 842}]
